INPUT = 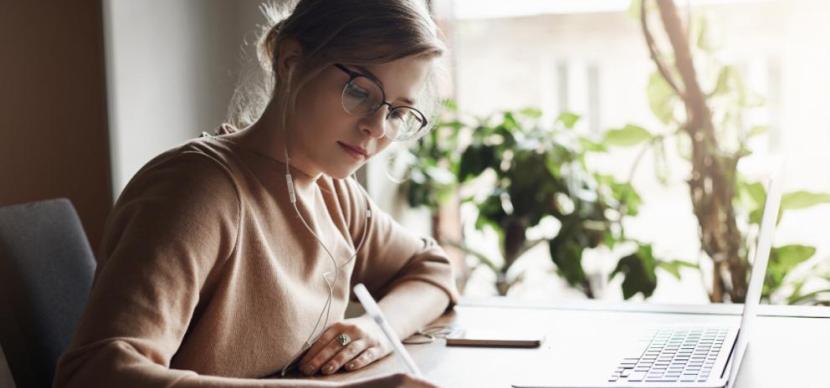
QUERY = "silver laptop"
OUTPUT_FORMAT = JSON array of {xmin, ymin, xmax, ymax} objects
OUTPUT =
[{"xmin": 513, "ymin": 178, "xmax": 781, "ymax": 388}]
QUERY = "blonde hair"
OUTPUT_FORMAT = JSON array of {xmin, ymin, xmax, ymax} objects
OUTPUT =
[{"xmin": 226, "ymin": 0, "xmax": 447, "ymax": 137}]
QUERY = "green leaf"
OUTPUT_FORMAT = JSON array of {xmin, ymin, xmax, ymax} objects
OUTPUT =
[
  {"xmin": 764, "ymin": 244, "xmax": 817, "ymax": 297},
  {"xmin": 475, "ymin": 193, "xmax": 508, "ymax": 231},
  {"xmin": 786, "ymin": 279, "xmax": 808, "ymax": 305},
  {"xmin": 503, "ymin": 112, "xmax": 519, "ymax": 130},
  {"xmin": 458, "ymin": 144, "xmax": 495, "ymax": 182},
  {"xmin": 550, "ymin": 231, "xmax": 587, "ymax": 288},
  {"xmin": 610, "ymin": 244, "xmax": 658, "ymax": 299},
  {"xmin": 440, "ymin": 120, "xmax": 465, "ymax": 131},
  {"xmin": 749, "ymin": 207, "xmax": 763, "ymax": 225},
  {"xmin": 694, "ymin": 15, "xmax": 716, "ymax": 53},
  {"xmin": 441, "ymin": 99, "xmax": 458, "ymax": 112},
  {"xmin": 579, "ymin": 137, "xmax": 608, "ymax": 153},
  {"xmin": 711, "ymin": 65, "xmax": 737, "ymax": 97},
  {"xmin": 603, "ymin": 124, "xmax": 653, "ymax": 147},
  {"xmin": 741, "ymin": 181, "xmax": 766, "ymax": 207},
  {"xmin": 746, "ymin": 125, "xmax": 767, "ymax": 138},
  {"xmin": 647, "ymin": 72, "xmax": 676, "ymax": 125},
  {"xmin": 557, "ymin": 112, "xmax": 581, "ymax": 129},
  {"xmin": 781, "ymin": 191, "xmax": 830, "ymax": 211},
  {"xmin": 657, "ymin": 260, "xmax": 699, "ymax": 280},
  {"xmin": 772, "ymin": 245, "xmax": 816, "ymax": 265},
  {"xmin": 519, "ymin": 107, "xmax": 543, "ymax": 118},
  {"xmin": 609, "ymin": 181, "xmax": 642, "ymax": 216}
]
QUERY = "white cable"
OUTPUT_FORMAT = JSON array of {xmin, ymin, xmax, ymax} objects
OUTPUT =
[{"xmin": 279, "ymin": 141, "xmax": 372, "ymax": 376}]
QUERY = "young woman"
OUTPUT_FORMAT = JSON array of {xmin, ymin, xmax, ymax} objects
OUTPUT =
[{"xmin": 54, "ymin": 0, "xmax": 458, "ymax": 387}]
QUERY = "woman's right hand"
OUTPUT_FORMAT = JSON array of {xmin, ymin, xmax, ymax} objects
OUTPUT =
[{"xmin": 340, "ymin": 372, "xmax": 440, "ymax": 388}]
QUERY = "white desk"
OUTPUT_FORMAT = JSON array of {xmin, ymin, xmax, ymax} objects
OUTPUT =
[{"xmin": 321, "ymin": 297, "xmax": 830, "ymax": 388}]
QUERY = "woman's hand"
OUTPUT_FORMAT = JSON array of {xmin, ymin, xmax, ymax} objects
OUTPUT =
[
  {"xmin": 298, "ymin": 315, "xmax": 392, "ymax": 376},
  {"xmin": 340, "ymin": 373, "xmax": 440, "ymax": 388}
]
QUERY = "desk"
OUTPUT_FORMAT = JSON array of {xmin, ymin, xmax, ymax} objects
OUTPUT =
[{"xmin": 319, "ymin": 297, "xmax": 830, "ymax": 388}]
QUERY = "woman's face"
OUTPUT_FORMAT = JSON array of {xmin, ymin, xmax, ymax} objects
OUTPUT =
[{"xmin": 285, "ymin": 55, "xmax": 432, "ymax": 180}]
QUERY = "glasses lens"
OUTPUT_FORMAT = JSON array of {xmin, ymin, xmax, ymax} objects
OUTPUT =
[
  {"xmin": 341, "ymin": 76, "xmax": 383, "ymax": 116},
  {"xmin": 387, "ymin": 107, "xmax": 426, "ymax": 141}
]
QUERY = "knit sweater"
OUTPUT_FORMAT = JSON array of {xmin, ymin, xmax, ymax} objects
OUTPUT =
[{"xmin": 53, "ymin": 132, "xmax": 459, "ymax": 387}]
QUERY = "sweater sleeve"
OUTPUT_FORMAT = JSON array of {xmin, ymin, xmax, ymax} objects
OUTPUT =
[
  {"xmin": 343, "ymin": 179, "xmax": 459, "ymax": 307},
  {"xmin": 53, "ymin": 152, "xmax": 338, "ymax": 388}
]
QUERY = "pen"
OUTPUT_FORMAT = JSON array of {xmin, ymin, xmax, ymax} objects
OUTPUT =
[{"xmin": 352, "ymin": 283, "xmax": 424, "ymax": 378}]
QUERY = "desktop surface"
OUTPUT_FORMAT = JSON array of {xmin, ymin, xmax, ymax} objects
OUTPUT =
[{"xmin": 315, "ymin": 297, "xmax": 830, "ymax": 388}]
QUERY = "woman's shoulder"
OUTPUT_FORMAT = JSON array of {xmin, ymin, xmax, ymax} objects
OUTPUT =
[{"xmin": 118, "ymin": 134, "xmax": 244, "ymax": 209}]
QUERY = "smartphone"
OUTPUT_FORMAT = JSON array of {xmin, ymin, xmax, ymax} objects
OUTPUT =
[{"xmin": 445, "ymin": 329, "xmax": 544, "ymax": 348}]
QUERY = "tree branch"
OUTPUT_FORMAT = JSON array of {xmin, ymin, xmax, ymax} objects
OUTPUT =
[
  {"xmin": 640, "ymin": 0, "xmax": 685, "ymax": 99},
  {"xmin": 440, "ymin": 239, "xmax": 500, "ymax": 274}
]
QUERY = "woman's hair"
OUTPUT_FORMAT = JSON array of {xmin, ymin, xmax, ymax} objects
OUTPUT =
[{"xmin": 226, "ymin": 0, "xmax": 447, "ymax": 136}]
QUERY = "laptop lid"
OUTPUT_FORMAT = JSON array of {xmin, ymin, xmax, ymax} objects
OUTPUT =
[{"xmin": 724, "ymin": 178, "xmax": 782, "ymax": 387}]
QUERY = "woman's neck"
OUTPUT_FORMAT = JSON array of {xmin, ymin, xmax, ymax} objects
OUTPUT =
[{"xmin": 232, "ymin": 108, "xmax": 322, "ymax": 193}]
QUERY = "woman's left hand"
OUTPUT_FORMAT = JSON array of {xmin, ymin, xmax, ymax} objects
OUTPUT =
[{"xmin": 298, "ymin": 315, "xmax": 393, "ymax": 376}]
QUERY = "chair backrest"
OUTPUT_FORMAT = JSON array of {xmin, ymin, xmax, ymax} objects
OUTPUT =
[{"xmin": 0, "ymin": 198, "xmax": 96, "ymax": 388}]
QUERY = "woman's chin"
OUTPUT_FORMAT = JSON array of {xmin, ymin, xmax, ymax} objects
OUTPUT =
[{"xmin": 326, "ymin": 165, "xmax": 362, "ymax": 180}]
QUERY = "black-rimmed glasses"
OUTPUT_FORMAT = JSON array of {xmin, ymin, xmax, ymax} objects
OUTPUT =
[{"xmin": 334, "ymin": 64, "xmax": 428, "ymax": 141}]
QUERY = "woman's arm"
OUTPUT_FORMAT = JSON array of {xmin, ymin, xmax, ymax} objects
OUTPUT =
[
  {"xmin": 296, "ymin": 179, "xmax": 458, "ymax": 377},
  {"xmin": 55, "ymin": 154, "xmax": 382, "ymax": 388},
  {"xmin": 377, "ymin": 279, "xmax": 450, "ymax": 340}
]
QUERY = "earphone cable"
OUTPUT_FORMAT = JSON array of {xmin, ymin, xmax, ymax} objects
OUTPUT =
[{"xmin": 279, "ymin": 141, "xmax": 372, "ymax": 377}]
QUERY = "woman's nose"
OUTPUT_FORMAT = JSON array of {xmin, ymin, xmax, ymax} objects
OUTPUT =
[{"xmin": 359, "ymin": 105, "xmax": 389, "ymax": 139}]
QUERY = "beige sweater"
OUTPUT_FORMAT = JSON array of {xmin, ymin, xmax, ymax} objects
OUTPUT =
[{"xmin": 54, "ymin": 133, "xmax": 458, "ymax": 387}]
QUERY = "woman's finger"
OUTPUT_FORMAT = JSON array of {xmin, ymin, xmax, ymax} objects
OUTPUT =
[
  {"xmin": 299, "ymin": 324, "xmax": 362, "ymax": 375},
  {"xmin": 299, "ymin": 322, "xmax": 345, "ymax": 365},
  {"xmin": 320, "ymin": 338, "xmax": 368, "ymax": 375},
  {"xmin": 299, "ymin": 335, "xmax": 341, "ymax": 375},
  {"xmin": 343, "ymin": 345, "xmax": 381, "ymax": 372}
]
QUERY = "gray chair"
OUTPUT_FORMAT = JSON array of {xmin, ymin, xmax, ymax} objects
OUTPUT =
[{"xmin": 0, "ymin": 198, "xmax": 96, "ymax": 388}]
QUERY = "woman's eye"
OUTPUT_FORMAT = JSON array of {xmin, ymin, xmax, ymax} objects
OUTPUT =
[
  {"xmin": 389, "ymin": 110, "xmax": 406, "ymax": 120},
  {"xmin": 345, "ymin": 84, "xmax": 370, "ymax": 100}
]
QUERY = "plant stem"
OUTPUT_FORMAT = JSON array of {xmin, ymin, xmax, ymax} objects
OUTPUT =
[
  {"xmin": 515, "ymin": 238, "xmax": 547, "ymax": 262},
  {"xmin": 440, "ymin": 239, "xmax": 500, "ymax": 274},
  {"xmin": 614, "ymin": 134, "xmax": 665, "ymax": 219}
]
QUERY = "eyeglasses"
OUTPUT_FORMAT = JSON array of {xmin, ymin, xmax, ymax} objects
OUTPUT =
[{"xmin": 334, "ymin": 64, "xmax": 428, "ymax": 141}]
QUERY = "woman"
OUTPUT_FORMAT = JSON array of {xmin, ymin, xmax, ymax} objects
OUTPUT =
[{"xmin": 54, "ymin": 0, "xmax": 458, "ymax": 387}]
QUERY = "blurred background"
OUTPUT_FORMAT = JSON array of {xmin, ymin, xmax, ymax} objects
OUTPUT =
[{"xmin": 2, "ymin": 0, "xmax": 830, "ymax": 384}]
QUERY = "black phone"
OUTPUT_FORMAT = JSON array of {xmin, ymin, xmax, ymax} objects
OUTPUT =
[{"xmin": 445, "ymin": 329, "xmax": 544, "ymax": 348}]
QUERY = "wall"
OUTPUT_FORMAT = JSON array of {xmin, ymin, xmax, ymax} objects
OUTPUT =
[
  {"xmin": 0, "ymin": 1, "xmax": 265, "ymax": 386},
  {"xmin": 104, "ymin": 0, "xmax": 264, "ymax": 194},
  {"xmin": 0, "ymin": 2, "xmax": 112, "ymax": 387},
  {"xmin": 0, "ymin": 2, "xmax": 112, "ymax": 248}
]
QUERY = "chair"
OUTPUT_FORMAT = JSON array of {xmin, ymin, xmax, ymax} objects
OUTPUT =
[{"xmin": 0, "ymin": 198, "xmax": 96, "ymax": 388}]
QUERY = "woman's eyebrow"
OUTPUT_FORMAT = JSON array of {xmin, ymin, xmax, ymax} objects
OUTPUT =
[
  {"xmin": 397, "ymin": 96, "xmax": 416, "ymax": 106},
  {"xmin": 352, "ymin": 65, "xmax": 383, "ymax": 85},
  {"xmin": 351, "ymin": 64, "xmax": 417, "ymax": 106}
]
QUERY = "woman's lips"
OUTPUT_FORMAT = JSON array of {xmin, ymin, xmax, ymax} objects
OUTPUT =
[{"xmin": 337, "ymin": 142, "xmax": 368, "ymax": 160}]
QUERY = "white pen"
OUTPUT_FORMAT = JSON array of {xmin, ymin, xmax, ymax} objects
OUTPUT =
[{"xmin": 352, "ymin": 283, "xmax": 424, "ymax": 378}]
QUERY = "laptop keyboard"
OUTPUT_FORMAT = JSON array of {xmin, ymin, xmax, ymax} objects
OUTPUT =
[{"xmin": 609, "ymin": 327, "xmax": 727, "ymax": 383}]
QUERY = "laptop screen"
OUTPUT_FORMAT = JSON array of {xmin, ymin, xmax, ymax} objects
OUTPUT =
[{"xmin": 725, "ymin": 178, "xmax": 782, "ymax": 386}]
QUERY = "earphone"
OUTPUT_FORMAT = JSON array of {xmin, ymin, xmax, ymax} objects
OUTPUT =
[{"xmin": 279, "ymin": 141, "xmax": 372, "ymax": 376}]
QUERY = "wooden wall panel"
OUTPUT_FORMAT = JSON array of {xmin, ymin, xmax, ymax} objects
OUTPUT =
[{"xmin": 0, "ymin": 1, "xmax": 112, "ymax": 250}]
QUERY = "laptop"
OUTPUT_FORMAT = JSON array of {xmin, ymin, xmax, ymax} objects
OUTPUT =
[{"xmin": 513, "ymin": 178, "xmax": 781, "ymax": 388}]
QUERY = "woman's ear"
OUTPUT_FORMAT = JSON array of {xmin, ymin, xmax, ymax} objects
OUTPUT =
[{"xmin": 276, "ymin": 37, "xmax": 303, "ymax": 83}]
